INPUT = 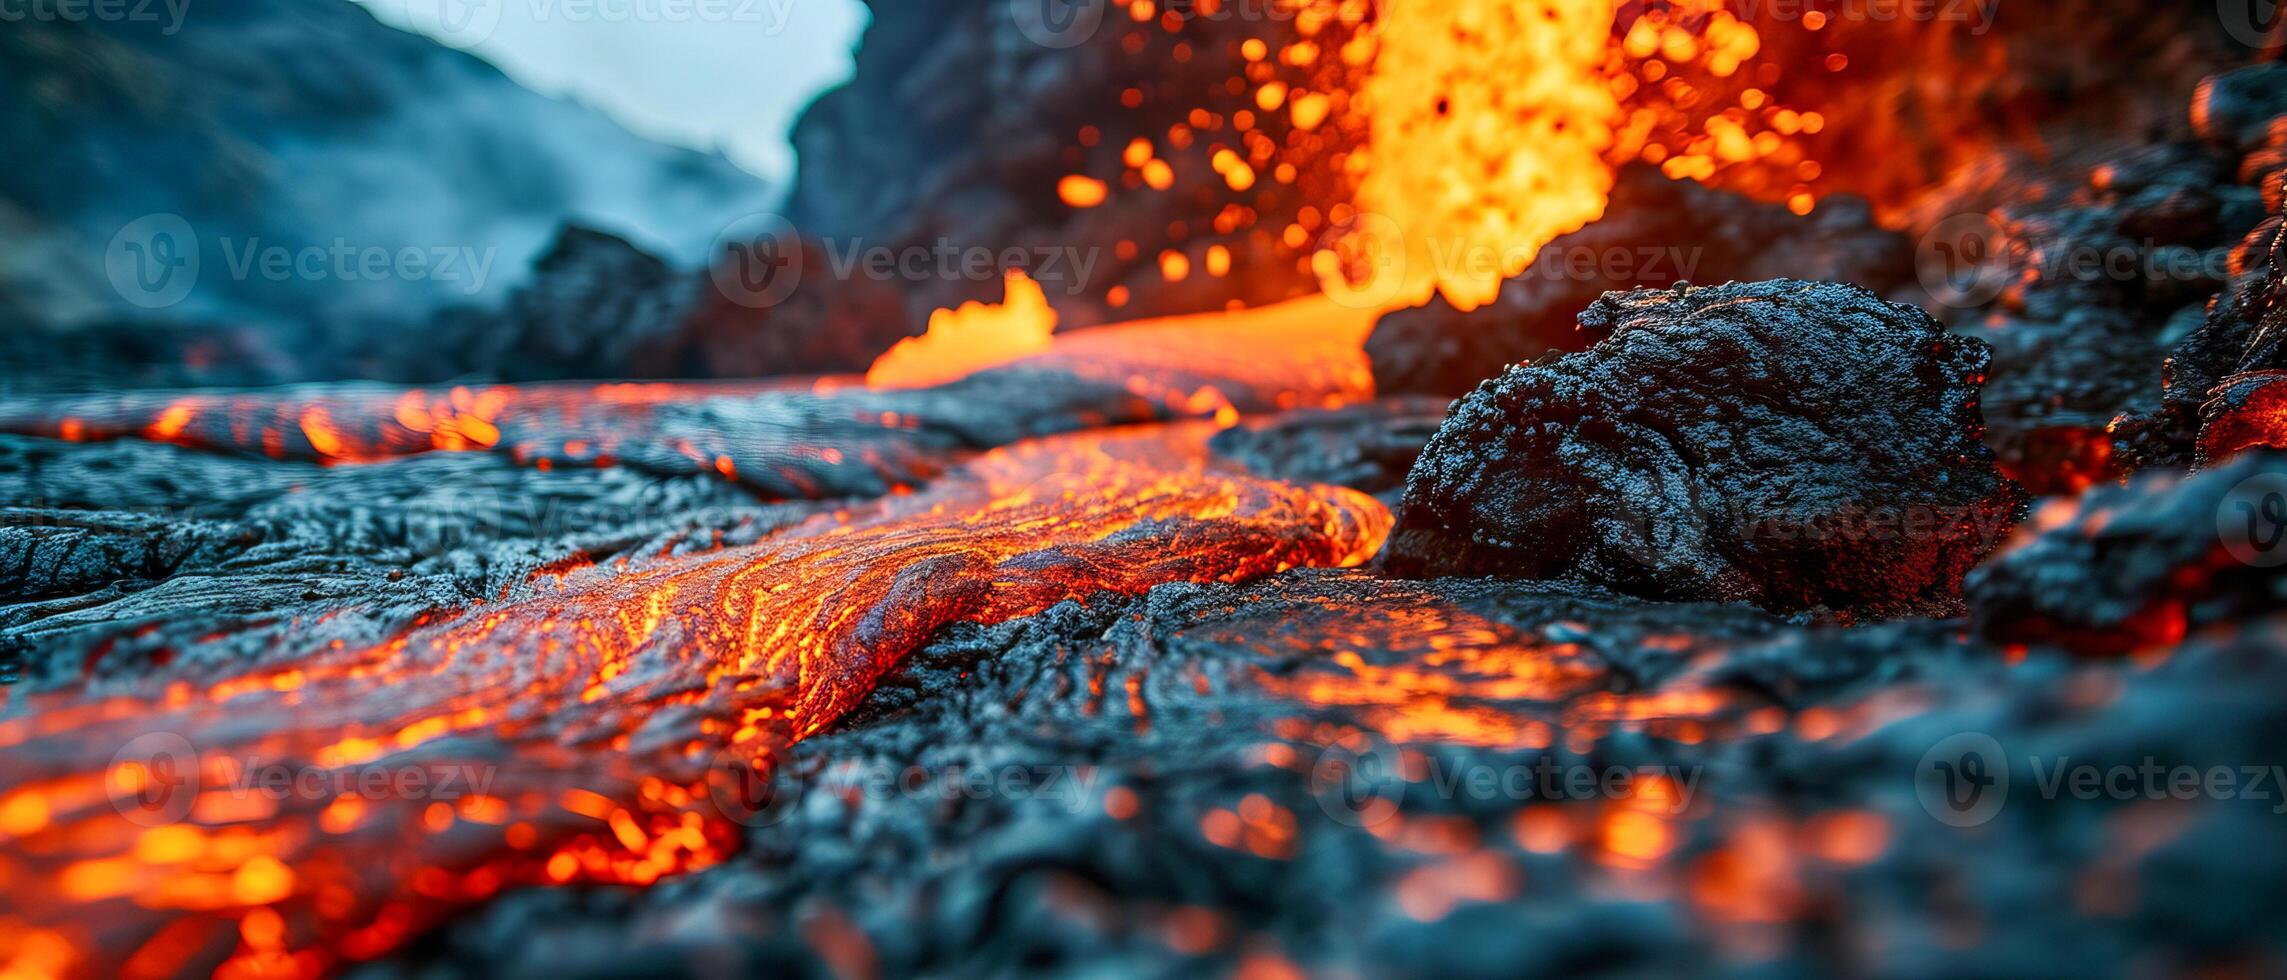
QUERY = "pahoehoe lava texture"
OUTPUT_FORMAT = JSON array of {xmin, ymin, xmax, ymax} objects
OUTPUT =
[{"xmin": 1380, "ymin": 280, "xmax": 2029, "ymax": 619}]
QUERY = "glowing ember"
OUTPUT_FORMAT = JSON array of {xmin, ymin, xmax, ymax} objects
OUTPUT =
[{"xmin": 2200, "ymin": 371, "xmax": 2287, "ymax": 462}]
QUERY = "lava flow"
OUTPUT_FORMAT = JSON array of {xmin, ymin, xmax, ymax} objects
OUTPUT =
[
  {"xmin": 0, "ymin": 421, "xmax": 1390, "ymax": 977},
  {"xmin": 0, "ymin": 287, "xmax": 1391, "ymax": 976}
]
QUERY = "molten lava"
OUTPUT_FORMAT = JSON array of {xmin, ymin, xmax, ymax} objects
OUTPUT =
[
  {"xmin": 1331, "ymin": 0, "xmax": 1621, "ymax": 311},
  {"xmin": 0, "ymin": 289, "xmax": 1404, "ymax": 975},
  {"xmin": 0, "ymin": 425, "xmax": 1390, "ymax": 976},
  {"xmin": 866, "ymin": 271, "xmax": 1059, "ymax": 390}
]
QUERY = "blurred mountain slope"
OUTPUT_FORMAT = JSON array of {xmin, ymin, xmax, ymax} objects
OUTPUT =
[{"xmin": 0, "ymin": 0, "xmax": 779, "ymax": 389}]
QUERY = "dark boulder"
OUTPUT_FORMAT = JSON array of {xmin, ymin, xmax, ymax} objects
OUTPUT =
[
  {"xmin": 1380, "ymin": 279, "xmax": 2027, "ymax": 619},
  {"xmin": 1363, "ymin": 167, "xmax": 1912, "ymax": 398}
]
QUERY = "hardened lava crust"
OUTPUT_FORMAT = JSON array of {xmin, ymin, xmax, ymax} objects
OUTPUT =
[{"xmin": 1381, "ymin": 279, "xmax": 2029, "ymax": 619}]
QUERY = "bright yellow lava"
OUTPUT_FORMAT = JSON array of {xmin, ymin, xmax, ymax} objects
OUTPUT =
[{"xmin": 1328, "ymin": 0, "xmax": 1622, "ymax": 313}]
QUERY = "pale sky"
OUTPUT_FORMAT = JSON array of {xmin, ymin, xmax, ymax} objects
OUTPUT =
[{"xmin": 354, "ymin": 0, "xmax": 870, "ymax": 182}]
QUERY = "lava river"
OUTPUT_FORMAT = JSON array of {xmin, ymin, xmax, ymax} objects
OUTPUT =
[{"xmin": 0, "ymin": 301, "xmax": 1389, "ymax": 977}]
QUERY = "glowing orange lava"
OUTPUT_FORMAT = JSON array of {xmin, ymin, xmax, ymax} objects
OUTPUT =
[
  {"xmin": 0, "ymin": 425, "xmax": 1390, "ymax": 977},
  {"xmin": 867, "ymin": 271, "xmax": 1059, "ymax": 390},
  {"xmin": 1326, "ymin": 0, "xmax": 1622, "ymax": 311}
]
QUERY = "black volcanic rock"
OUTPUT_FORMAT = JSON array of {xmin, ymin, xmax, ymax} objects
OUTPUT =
[
  {"xmin": 2115, "ymin": 185, "xmax": 2287, "ymax": 468},
  {"xmin": 786, "ymin": 0, "xmax": 1357, "ymax": 329},
  {"xmin": 1968, "ymin": 451, "xmax": 2287, "ymax": 656},
  {"xmin": 429, "ymin": 226, "xmax": 693, "ymax": 382},
  {"xmin": 1945, "ymin": 65, "xmax": 2286, "ymax": 473},
  {"xmin": 1206, "ymin": 399, "xmax": 1450, "ymax": 504},
  {"xmin": 2192, "ymin": 64, "xmax": 2287, "ymax": 153},
  {"xmin": 1363, "ymin": 167, "xmax": 1913, "ymax": 398},
  {"xmin": 1381, "ymin": 280, "xmax": 2028, "ymax": 619},
  {"xmin": 426, "ymin": 226, "xmax": 920, "ymax": 382},
  {"xmin": 378, "ymin": 564, "xmax": 2287, "ymax": 978},
  {"xmin": 663, "ymin": 235, "xmax": 920, "ymax": 379}
]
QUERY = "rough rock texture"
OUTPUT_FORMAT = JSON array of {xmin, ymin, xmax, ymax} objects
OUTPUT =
[
  {"xmin": 2104, "ymin": 65, "xmax": 2287, "ymax": 470},
  {"xmin": 1968, "ymin": 451, "xmax": 2287, "ymax": 656},
  {"xmin": 1365, "ymin": 167, "xmax": 1913, "ymax": 397},
  {"xmin": 424, "ymin": 226, "xmax": 920, "ymax": 382},
  {"xmin": 1380, "ymin": 280, "xmax": 2028, "ymax": 619},
  {"xmin": 7, "ymin": 393, "xmax": 2287, "ymax": 976},
  {"xmin": 1952, "ymin": 137, "xmax": 2266, "ymax": 485},
  {"xmin": 369, "ymin": 569, "xmax": 2287, "ymax": 978},
  {"xmin": 2189, "ymin": 191, "xmax": 2287, "ymax": 462}
]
